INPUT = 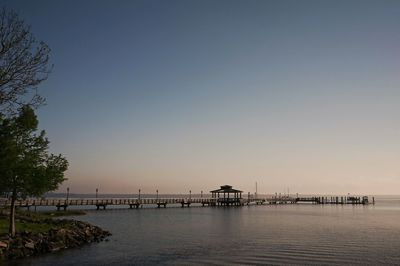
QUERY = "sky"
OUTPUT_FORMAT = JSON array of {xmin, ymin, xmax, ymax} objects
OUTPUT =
[{"xmin": 3, "ymin": 0, "xmax": 400, "ymax": 195}]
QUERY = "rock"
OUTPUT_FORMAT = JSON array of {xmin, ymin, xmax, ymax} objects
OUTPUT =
[
  {"xmin": 0, "ymin": 241, "xmax": 8, "ymax": 249},
  {"xmin": 84, "ymin": 228, "xmax": 92, "ymax": 237},
  {"xmin": 7, "ymin": 247, "xmax": 24, "ymax": 259},
  {"xmin": 56, "ymin": 228, "xmax": 67, "ymax": 237},
  {"xmin": 48, "ymin": 241, "xmax": 65, "ymax": 252},
  {"xmin": 24, "ymin": 241, "xmax": 35, "ymax": 250},
  {"xmin": 1, "ymin": 218, "xmax": 111, "ymax": 260},
  {"xmin": 54, "ymin": 228, "xmax": 68, "ymax": 242}
]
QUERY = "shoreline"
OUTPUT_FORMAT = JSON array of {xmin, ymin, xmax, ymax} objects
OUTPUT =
[{"xmin": 0, "ymin": 210, "xmax": 111, "ymax": 260}]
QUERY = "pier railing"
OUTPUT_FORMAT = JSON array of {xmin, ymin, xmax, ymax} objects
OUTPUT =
[
  {"xmin": 0, "ymin": 197, "xmax": 217, "ymax": 209},
  {"xmin": 0, "ymin": 195, "xmax": 373, "ymax": 210}
]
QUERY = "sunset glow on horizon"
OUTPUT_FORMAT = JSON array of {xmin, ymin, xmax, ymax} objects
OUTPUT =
[{"xmin": 5, "ymin": 0, "xmax": 400, "ymax": 195}]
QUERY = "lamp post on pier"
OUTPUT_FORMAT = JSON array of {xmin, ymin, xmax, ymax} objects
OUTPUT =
[
  {"xmin": 138, "ymin": 189, "xmax": 141, "ymax": 201},
  {"xmin": 189, "ymin": 190, "xmax": 191, "ymax": 201},
  {"xmin": 96, "ymin": 188, "xmax": 98, "ymax": 200},
  {"xmin": 156, "ymin": 189, "xmax": 159, "ymax": 201},
  {"xmin": 66, "ymin": 187, "xmax": 70, "ymax": 202},
  {"xmin": 201, "ymin": 190, "xmax": 203, "ymax": 198}
]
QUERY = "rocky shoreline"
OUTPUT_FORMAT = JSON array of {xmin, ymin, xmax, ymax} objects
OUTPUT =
[{"xmin": 0, "ymin": 219, "xmax": 111, "ymax": 260}]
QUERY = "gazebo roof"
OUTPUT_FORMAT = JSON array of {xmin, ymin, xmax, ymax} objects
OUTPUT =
[{"xmin": 210, "ymin": 185, "xmax": 243, "ymax": 193}]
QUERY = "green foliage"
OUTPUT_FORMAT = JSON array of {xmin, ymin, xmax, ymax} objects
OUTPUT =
[{"xmin": 0, "ymin": 105, "xmax": 68, "ymax": 197}]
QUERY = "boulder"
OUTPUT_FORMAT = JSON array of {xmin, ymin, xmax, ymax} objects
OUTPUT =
[
  {"xmin": 48, "ymin": 241, "xmax": 66, "ymax": 252},
  {"xmin": 0, "ymin": 241, "xmax": 7, "ymax": 249},
  {"xmin": 1, "ymin": 218, "xmax": 111, "ymax": 260},
  {"xmin": 54, "ymin": 228, "xmax": 68, "ymax": 242},
  {"xmin": 24, "ymin": 241, "xmax": 35, "ymax": 250}
]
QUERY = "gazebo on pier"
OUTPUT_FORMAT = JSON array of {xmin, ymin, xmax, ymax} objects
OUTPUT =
[{"xmin": 210, "ymin": 185, "xmax": 243, "ymax": 206}]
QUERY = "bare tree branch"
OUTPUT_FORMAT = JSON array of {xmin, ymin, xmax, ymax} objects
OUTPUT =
[{"xmin": 0, "ymin": 7, "xmax": 52, "ymax": 116}]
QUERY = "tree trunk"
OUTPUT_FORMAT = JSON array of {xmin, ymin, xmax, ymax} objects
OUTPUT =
[{"xmin": 9, "ymin": 190, "xmax": 16, "ymax": 236}]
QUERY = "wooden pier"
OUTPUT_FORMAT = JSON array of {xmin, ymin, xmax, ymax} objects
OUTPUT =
[
  {"xmin": 211, "ymin": 185, "xmax": 243, "ymax": 206},
  {"xmin": 0, "ymin": 197, "xmax": 219, "ymax": 211},
  {"xmin": 0, "ymin": 195, "xmax": 374, "ymax": 211},
  {"xmin": 294, "ymin": 196, "xmax": 372, "ymax": 205},
  {"xmin": 0, "ymin": 183, "xmax": 374, "ymax": 211}
]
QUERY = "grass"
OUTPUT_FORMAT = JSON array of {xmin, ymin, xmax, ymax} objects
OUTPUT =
[
  {"xmin": 18, "ymin": 210, "xmax": 86, "ymax": 219},
  {"xmin": 0, "ymin": 218, "xmax": 9, "ymax": 235},
  {"xmin": 0, "ymin": 218, "xmax": 53, "ymax": 235},
  {"xmin": 0, "ymin": 209, "xmax": 86, "ymax": 236}
]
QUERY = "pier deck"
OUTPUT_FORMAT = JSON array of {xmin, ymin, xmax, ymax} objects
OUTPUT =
[
  {"xmin": 0, "ymin": 195, "xmax": 373, "ymax": 211},
  {"xmin": 0, "ymin": 198, "xmax": 217, "ymax": 211}
]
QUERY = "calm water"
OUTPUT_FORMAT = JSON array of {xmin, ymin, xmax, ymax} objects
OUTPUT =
[{"xmin": 9, "ymin": 196, "xmax": 400, "ymax": 265}]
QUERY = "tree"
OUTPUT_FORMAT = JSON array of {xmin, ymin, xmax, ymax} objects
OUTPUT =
[
  {"xmin": 0, "ymin": 7, "xmax": 52, "ymax": 115},
  {"xmin": 0, "ymin": 106, "xmax": 68, "ymax": 236}
]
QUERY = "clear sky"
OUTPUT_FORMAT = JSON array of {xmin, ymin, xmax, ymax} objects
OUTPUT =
[{"xmin": 3, "ymin": 0, "xmax": 400, "ymax": 195}]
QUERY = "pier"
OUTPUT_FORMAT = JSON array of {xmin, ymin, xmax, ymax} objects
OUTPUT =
[
  {"xmin": 0, "ymin": 197, "xmax": 218, "ymax": 211},
  {"xmin": 211, "ymin": 185, "xmax": 243, "ymax": 206},
  {"xmin": 295, "ymin": 196, "xmax": 372, "ymax": 205},
  {"xmin": 0, "ymin": 195, "xmax": 374, "ymax": 211},
  {"xmin": 0, "ymin": 185, "xmax": 374, "ymax": 211}
]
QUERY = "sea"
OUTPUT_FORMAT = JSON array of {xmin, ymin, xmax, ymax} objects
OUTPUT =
[{"xmin": 7, "ymin": 195, "xmax": 400, "ymax": 265}]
